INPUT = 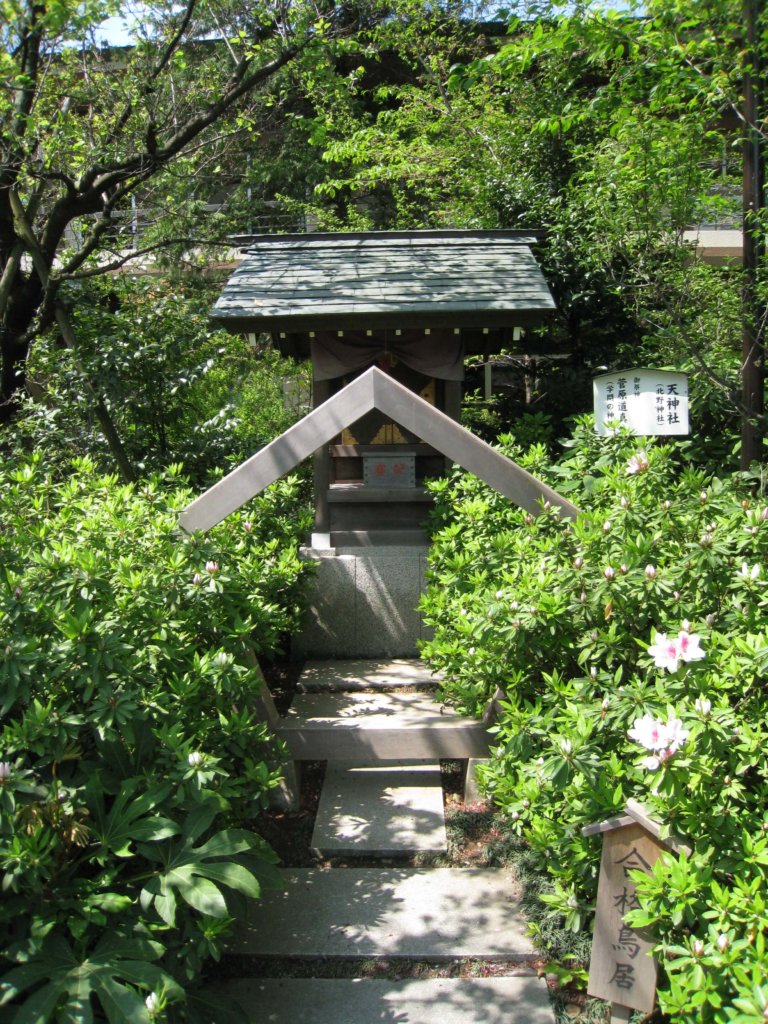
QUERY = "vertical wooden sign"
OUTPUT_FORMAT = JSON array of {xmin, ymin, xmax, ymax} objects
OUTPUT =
[
  {"xmin": 583, "ymin": 803, "xmax": 691, "ymax": 1023},
  {"xmin": 587, "ymin": 822, "xmax": 662, "ymax": 1015}
]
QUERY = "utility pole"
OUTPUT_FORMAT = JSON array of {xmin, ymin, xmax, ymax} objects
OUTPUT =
[{"xmin": 741, "ymin": 0, "xmax": 766, "ymax": 469}]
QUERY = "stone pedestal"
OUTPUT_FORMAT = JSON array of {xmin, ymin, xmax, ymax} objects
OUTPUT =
[{"xmin": 292, "ymin": 544, "xmax": 432, "ymax": 659}]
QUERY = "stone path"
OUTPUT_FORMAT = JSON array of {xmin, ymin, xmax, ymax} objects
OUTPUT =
[
  {"xmin": 235, "ymin": 868, "xmax": 536, "ymax": 958},
  {"xmin": 221, "ymin": 977, "xmax": 554, "ymax": 1024},
  {"xmin": 311, "ymin": 761, "xmax": 447, "ymax": 855},
  {"xmin": 218, "ymin": 659, "xmax": 556, "ymax": 1024}
]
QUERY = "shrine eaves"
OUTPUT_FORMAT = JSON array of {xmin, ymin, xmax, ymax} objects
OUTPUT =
[{"xmin": 211, "ymin": 230, "xmax": 556, "ymax": 353}]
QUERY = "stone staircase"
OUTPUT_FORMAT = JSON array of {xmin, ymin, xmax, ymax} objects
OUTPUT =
[{"xmin": 215, "ymin": 659, "xmax": 555, "ymax": 1023}]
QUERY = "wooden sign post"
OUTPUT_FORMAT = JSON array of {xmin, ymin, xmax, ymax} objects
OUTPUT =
[{"xmin": 583, "ymin": 800, "xmax": 691, "ymax": 1023}]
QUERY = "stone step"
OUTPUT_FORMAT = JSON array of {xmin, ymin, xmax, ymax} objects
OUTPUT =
[
  {"xmin": 216, "ymin": 976, "xmax": 555, "ymax": 1024},
  {"xmin": 232, "ymin": 868, "xmax": 536, "ymax": 959},
  {"xmin": 298, "ymin": 657, "xmax": 441, "ymax": 693},
  {"xmin": 277, "ymin": 691, "xmax": 491, "ymax": 761},
  {"xmin": 311, "ymin": 761, "xmax": 447, "ymax": 855}
]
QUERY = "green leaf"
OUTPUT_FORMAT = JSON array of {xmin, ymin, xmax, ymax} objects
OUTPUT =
[{"xmin": 176, "ymin": 873, "xmax": 229, "ymax": 918}]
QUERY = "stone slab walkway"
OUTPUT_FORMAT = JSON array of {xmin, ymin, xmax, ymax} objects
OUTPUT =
[
  {"xmin": 311, "ymin": 761, "xmax": 447, "ymax": 855},
  {"xmin": 217, "ymin": 976, "xmax": 554, "ymax": 1024},
  {"xmin": 299, "ymin": 657, "xmax": 442, "ymax": 692},
  {"xmin": 234, "ymin": 868, "xmax": 536, "ymax": 960},
  {"xmin": 223, "ymin": 658, "xmax": 555, "ymax": 1023}
]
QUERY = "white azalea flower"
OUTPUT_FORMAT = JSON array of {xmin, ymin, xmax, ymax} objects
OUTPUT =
[{"xmin": 648, "ymin": 632, "xmax": 681, "ymax": 672}]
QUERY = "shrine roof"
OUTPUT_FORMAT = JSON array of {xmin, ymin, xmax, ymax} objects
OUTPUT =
[{"xmin": 210, "ymin": 230, "xmax": 556, "ymax": 334}]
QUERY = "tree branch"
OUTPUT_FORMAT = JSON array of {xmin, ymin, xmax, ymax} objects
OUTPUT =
[{"xmin": 8, "ymin": 188, "xmax": 137, "ymax": 481}]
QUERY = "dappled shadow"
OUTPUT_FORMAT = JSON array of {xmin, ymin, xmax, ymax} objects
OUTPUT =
[
  {"xmin": 234, "ymin": 866, "xmax": 536, "ymax": 962},
  {"xmin": 312, "ymin": 762, "xmax": 447, "ymax": 856},
  {"xmin": 298, "ymin": 658, "xmax": 441, "ymax": 692},
  {"xmin": 214, "ymin": 975, "xmax": 553, "ymax": 1024}
]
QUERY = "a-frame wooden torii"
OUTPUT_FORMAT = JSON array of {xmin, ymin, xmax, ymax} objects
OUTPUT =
[
  {"xmin": 180, "ymin": 368, "xmax": 580, "ymax": 805},
  {"xmin": 181, "ymin": 366, "xmax": 580, "ymax": 532}
]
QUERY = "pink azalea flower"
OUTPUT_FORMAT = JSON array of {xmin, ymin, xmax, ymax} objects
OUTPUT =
[
  {"xmin": 662, "ymin": 717, "xmax": 689, "ymax": 753},
  {"xmin": 628, "ymin": 714, "xmax": 690, "ymax": 769},
  {"xmin": 628, "ymin": 714, "xmax": 666, "ymax": 750},
  {"xmin": 626, "ymin": 451, "xmax": 650, "ymax": 475},
  {"xmin": 677, "ymin": 630, "xmax": 705, "ymax": 663},
  {"xmin": 648, "ymin": 632, "xmax": 681, "ymax": 672}
]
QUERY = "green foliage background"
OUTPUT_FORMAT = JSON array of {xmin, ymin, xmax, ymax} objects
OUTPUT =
[
  {"xmin": 0, "ymin": 454, "xmax": 312, "ymax": 1021},
  {"xmin": 420, "ymin": 422, "xmax": 768, "ymax": 1021}
]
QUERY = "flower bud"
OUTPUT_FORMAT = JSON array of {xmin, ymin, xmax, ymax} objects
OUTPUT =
[
  {"xmin": 244, "ymin": 521, "xmax": 253, "ymax": 533},
  {"xmin": 673, "ymin": 590, "xmax": 681, "ymax": 601},
  {"xmin": 692, "ymin": 939, "xmax": 705, "ymax": 957},
  {"xmin": 761, "ymin": 507, "xmax": 768, "ymax": 521},
  {"xmin": 13, "ymin": 587, "xmax": 22, "ymax": 600},
  {"xmin": 193, "ymin": 573, "xmax": 204, "ymax": 586},
  {"xmin": 0, "ymin": 762, "xmax": 12, "ymax": 783},
  {"xmin": 603, "ymin": 520, "xmax": 612, "ymax": 533},
  {"xmin": 620, "ymin": 496, "xmax": 629, "ymax": 509},
  {"xmin": 716, "ymin": 933, "xmax": 729, "ymax": 952},
  {"xmin": 495, "ymin": 590, "xmax": 504, "ymax": 600},
  {"xmin": 601, "ymin": 696, "xmax": 610, "ymax": 710},
  {"xmin": 619, "ymin": 564, "xmax": 628, "ymax": 575},
  {"xmin": 525, "ymin": 514, "xmax": 534, "ymax": 527},
  {"xmin": 510, "ymin": 810, "xmax": 519, "ymax": 821},
  {"xmin": 682, "ymin": 619, "xmax": 690, "ymax": 631},
  {"xmin": 145, "ymin": 992, "xmax": 159, "ymax": 1014},
  {"xmin": 705, "ymin": 614, "xmax": 715, "ymax": 627},
  {"xmin": 590, "ymin": 666, "xmax": 598, "ymax": 679},
  {"xmin": 213, "ymin": 652, "xmax": 229, "ymax": 668},
  {"xmin": 664, "ymin": 500, "xmax": 672, "ymax": 510},
  {"xmin": 188, "ymin": 751, "xmax": 203, "ymax": 767},
  {"xmin": 700, "ymin": 491, "xmax": 708, "ymax": 504},
  {"xmin": 700, "ymin": 533, "xmax": 713, "ymax": 548},
  {"xmin": 521, "ymin": 798, "xmax": 531, "ymax": 808},
  {"xmin": 205, "ymin": 560, "xmax": 219, "ymax": 573},
  {"xmin": 644, "ymin": 564, "xmax": 657, "ymax": 579},
  {"xmin": 603, "ymin": 566, "xmax": 615, "ymax": 581},
  {"xmin": 574, "ymin": 556, "xmax": 584, "ymax": 570},
  {"xmin": 742, "ymin": 499, "xmax": 750, "ymax": 510},
  {"xmin": 543, "ymin": 500, "xmax": 551, "ymax": 511},
  {"xmin": 695, "ymin": 696, "xmax": 711, "ymax": 717},
  {"xmin": 560, "ymin": 739, "xmax": 572, "ymax": 755}
]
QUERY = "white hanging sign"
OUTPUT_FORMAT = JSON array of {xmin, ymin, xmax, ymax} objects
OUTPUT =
[{"xmin": 593, "ymin": 369, "xmax": 689, "ymax": 437}]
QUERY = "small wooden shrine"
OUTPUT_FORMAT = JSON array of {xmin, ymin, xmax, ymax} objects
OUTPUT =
[{"xmin": 210, "ymin": 230, "xmax": 557, "ymax": 545}]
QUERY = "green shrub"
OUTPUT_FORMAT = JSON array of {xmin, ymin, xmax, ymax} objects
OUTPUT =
[
  {"xmin": 0, "ymin": 453, "xmax": 312, "ymax": 1021},
  {"xmin": 421, "ymin": 417, "xmax": 768, "ymax": 1022}
]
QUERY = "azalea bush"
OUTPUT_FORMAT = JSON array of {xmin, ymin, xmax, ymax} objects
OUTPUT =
[
  {"xmin": 0, "ymin": 452, "xmax": 312, "ymax": 1022},
  {"xmin": 421, "ymin": 417, "xmax": 768, "ymax": 1022}
]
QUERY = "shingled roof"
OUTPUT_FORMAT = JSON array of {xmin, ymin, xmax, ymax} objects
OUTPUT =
[{"xmin": 211, "ymin": 230, "xmax": 555, "ymax": 334}]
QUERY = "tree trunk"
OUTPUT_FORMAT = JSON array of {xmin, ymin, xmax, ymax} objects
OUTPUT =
[{"xmin": 0, "ymin": 329, "xmax": 30, "ymax": 424}]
